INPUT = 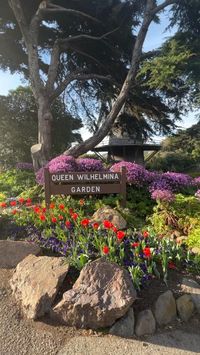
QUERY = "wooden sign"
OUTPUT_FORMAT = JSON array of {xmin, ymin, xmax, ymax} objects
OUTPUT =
[{"xmin": 44, "ymin": 167, "xmax": 126, "ymax": 207}]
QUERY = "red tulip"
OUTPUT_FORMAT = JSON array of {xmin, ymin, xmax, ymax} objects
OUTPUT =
[{"xmin": 102, "ymin": 246, "xmax": 110, "ymax": 254}]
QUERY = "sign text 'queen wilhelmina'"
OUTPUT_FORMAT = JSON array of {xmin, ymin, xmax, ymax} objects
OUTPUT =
[{"xmin": 44, "ymin": 168, "xmax": 126, "ymax": 207}]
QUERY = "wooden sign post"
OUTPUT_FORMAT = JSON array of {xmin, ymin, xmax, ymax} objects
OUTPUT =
[{"xmin": 44, "ymin": 167, "xmax": 126, "ymax": 208}]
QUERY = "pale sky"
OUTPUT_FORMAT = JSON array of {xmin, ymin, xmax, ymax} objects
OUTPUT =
[{"xmin": 0, "ymin": 7, "xmax": 198, "ymax": 141}]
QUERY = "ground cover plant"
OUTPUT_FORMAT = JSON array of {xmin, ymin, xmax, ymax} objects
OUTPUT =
[
  {"xmin": 1, "ymin": 158, "xmax": 200, "ymax": 291},
  {"xmin": 0, "ymin": 164, "xmax": 35, "ymax": 199}
]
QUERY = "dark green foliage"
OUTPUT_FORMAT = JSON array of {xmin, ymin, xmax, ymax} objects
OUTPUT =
[
  {"xmin": 125, "ymin": 186, "xmax": 155, "ymax": 228},
  {"xmin": 1, "ymin": 0, "xmax": 196, "ymax": 142},
  {"xmin": 147, "ymin": 121, "xmax": 200, "ymax": 172},
  {"xmin": 138, "ymin": 0, "xmax": 200, "ymax": 119},
  {"xmin": 147, "ymin": 151, "xmax": 194, "ymax": 173},
  {"xmin": 0, "ymin": 86, "xmax": 82, "ymax": 164},
  {"xmin": 0, "ymin": 1, "xmax": 138, "ymax": 80}
]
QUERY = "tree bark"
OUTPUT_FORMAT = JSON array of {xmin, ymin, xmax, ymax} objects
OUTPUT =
[{"xmin": 31, "ymin": 97, "xmax": 53, "ymax": 170}]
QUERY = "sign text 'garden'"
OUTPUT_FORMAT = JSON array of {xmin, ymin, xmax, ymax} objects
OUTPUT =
[{"xmin": 44, "ymin": 168, "xmax": 126, "ymax": 207}]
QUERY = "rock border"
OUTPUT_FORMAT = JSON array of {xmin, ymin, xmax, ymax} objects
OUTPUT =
[
  {"xmin": 0, "ymin": 245, "xmax": 199, "ymax": 339},
  {"xmin": 109, "ymin": 282, "xmax": 199, "ymax": 338}
]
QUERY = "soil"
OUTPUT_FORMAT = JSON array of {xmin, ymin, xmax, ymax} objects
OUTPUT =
[{"xmin": 133, "ymin": 268, "xmax": 200, "ymax": 315}]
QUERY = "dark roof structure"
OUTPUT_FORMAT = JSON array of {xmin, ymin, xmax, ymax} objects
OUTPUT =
[{"xmin": 93, "ymin": 137, "xmax": 161, "ymax": 164}]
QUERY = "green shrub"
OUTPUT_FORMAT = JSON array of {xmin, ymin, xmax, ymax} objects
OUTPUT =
[
  {"xmin": 148, "ymin": 194, "xmax": 200, "ymax": 239},
  {"xmin": 187, "ymin": 226, "xmax": 200, "ymax": 248},
  {"xmin": 0, "ymin": 169, "xmax": 36, "ymax": 198}
]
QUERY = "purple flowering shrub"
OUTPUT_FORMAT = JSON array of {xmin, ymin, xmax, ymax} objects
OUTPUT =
[
  {"xmin": 162, "ymin": 172, "xmax": 192, "ymax": 190},
  {"xmin": 194, "ymin": 177, "xmax": 200, "ymax": 186},
  {"xmin": 110, "ymin": 161, "xmax": 151, "ymax": 187},
  {"xmin": 36, "ymin": 167, "xmax": 45, "ymax": 185},
  {"xmin": 110, "ymin": 161, "xmax": 193, "ymax": 196},
  {"xmin": 36, "ymin": 155, "xmax": 106, "ymax": 185},
  {"xmin": 151, "ymin": 189, "xmax": 175, "ymax": 202},
  {"xmin": 48, "ymin": 155, "xmax": 77, "ymax": 173},
  {"xmin": 149, "ymin": 176, "xmax": 171, "ymax": 192},
  {"xmin": 16, "ymin": 162, "xmax": 33, "ymax": 170},
  {"xmin": 76, "ymin": 158, "xmax": 104, "ymax": 172},
  {"xmin": 149, "ymin": 172, "xmax": 193, "ymax": 193}
]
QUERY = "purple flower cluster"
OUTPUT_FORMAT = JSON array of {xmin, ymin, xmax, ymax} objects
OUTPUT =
[
  {"xmin": 76, "ymin": 158, "xmax": 103, "ymax": 172},
  {"xmin": 162, "ymin": 172, "xmax": 192, "ymax": 191},
  {"xmin": 110, "ymin": 161, "xmax": 150, "ymax": 187},
  {"xmin": 16, "ymin": 162, "xmax": 33, "ymax": 170},
  {"xmin": 149, "ymin": 176, "xmax": 171, "ymax": 192},
  {"xmin": 48, "ymin": 155, "xmax": 76, "ymax": 173},
  {"xmin": 110, "ymin": 162, "xmax": 193, "ymax": 192},
  {"xmin": 151, "ymin": 189, "xmax": 175, "ymax": 202},
  {"xmin": 149, "ymin": 172, "xmax": 192, "ymax": 193},
  {"xmin": 194, "ymin": 177, "xmax": 200, "ymax": 186},
  {"xmin": 36, "ymin": 155, "xmax": 105, "ymax": 185},
  {"xmin": 195, "ymin": 190, "xmax": 200, "ymax": 200},
  {"xmin": 36, "ymin": 167, "xmax": 45, "ymax": 185}
]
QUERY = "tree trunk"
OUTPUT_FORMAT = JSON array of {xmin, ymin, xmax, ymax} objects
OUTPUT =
[{"xmin": 31, "ymin": 97, "xmax": 53, "ymax": 171}]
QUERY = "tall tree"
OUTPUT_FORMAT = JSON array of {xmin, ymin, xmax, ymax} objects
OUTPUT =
[
  {"xmin": 0, "ymin": 86, "xmax": 82, "ymax": 165},
  {"xmin": 138, "ymin": 0, "xmax": 200, "ymax": 118},
  {"xmin": 1, "ymin": 0, "xmax": 193, "ymax": 169}
]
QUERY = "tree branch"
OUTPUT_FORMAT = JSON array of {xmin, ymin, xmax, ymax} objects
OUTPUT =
[
  {"xmin": 50, "ymin": 72, "xmax": 112, "ymax": 102},
  {"xmin": 40, "ymin": 3, "xmax": 102, "ymax": 24},
  {"xmin": 8, "ymin": 0, "xmax": 44, "ymax": 98},
  {"xmin": 46, "ymin": 42, "xmax": 60, "ymax": 94},
  {"xmin": 58, "ymin": 27, "xmax": 120, "ymax": 47},
  {"xmin": 152, "ymin": 0, "xmax": 178, "ymax": 14},
  {"xmin": 8, "ymin": 0, "xmax": 30, "ymax": 42}
]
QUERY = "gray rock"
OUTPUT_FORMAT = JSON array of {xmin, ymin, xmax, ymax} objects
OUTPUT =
[
  {"xmin": 109, "ymin": 308, "xmax": 135, "ymax": 338},
  {"xmin": 10, "ymin": 254, "xmax": 69, "ymax": 319},
  {"xmin": 181, "ymin": 278, "xmax": 200, "ymax": 314},
  {"xmin": 154, "ymin": 290, "xmax": 177, "ymax": 326},
  {"xmin": 176, "ymin": 294, "xmax": 194, "ymax": 321},
  {"xmin": 51, "ymin": 258, "xmax": 136, "ymax": 329},
  {"xmin": 91, "ymin": 206, "xmax": 127, "ymax": 229},
  {"xmin": 0, "ymin": 240, "xmax": 41, "ymax": 268},
  {"xmin": 135, "ymin": 309, "xmax": 156, "ymax": 336}
]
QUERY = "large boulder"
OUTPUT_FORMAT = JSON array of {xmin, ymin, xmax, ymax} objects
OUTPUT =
[
  {"xmin": 10, "ymin": 254, "xmax": 69, "ymax": 319},
  {"xmin": 91, "ymin": 206, "xmax": 127, "ymax": 229},
  {"xmin": 51, "ymin": 258, "xmax": 136, "ymax": 329},
  {"xmin": 0, "ymin": 240, "xmax": 41, "ymax": 268}
]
